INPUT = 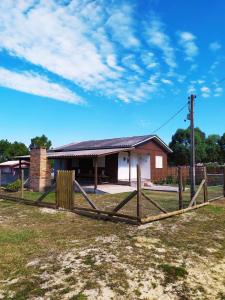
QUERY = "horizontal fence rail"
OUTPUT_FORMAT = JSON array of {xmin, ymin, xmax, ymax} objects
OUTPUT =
[{"xmin": 0, "ymin": 166, "xmax": 224, "ymax": 225}]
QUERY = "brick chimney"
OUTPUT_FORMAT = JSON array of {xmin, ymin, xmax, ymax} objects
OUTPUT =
[{"xmin": 30, "ymin": 147, "xmax": 51, "ymax": 192}]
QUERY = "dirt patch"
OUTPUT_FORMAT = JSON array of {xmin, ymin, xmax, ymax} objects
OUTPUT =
[{"xmin": 39, "ymin": 207, "xmax": 58, "ymax": 214}]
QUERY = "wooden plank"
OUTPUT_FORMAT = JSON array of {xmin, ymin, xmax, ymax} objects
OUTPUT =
[
  {"xmin": 36, "ymin": 183, "xmax": 56, "ymax": 203},
  {"xmin": 73, "ymin": 209, "xmax": 139, "ymax": 225},
  {"xmin": 72, "ymin": 170, "xmax": 75, "ymax": 209},
  {"xmin": 0, "ymin": 194, "xmax": 56, "ymax": 208},
  {"xmin": 137, "ymin": 164, "xmax": 142, "ymax": 219},
  {"xmin": 182, "ymin": 174, "xmax": 186, "ymax": 192},
  {"xmin": 203, "ymin": 167, "xmax": 208, "ymax": 203},
  {"xmin": 141, "ymin": 192, "xmax": 167, "ymax": 213},
  {"xmin": 21, "ymin": 169, "xmax": 24, "ymax": 199},
  {"xmin": 188, "ymin": 179, "xmax": 205, "ymax": 207},
  {"xmin": 141, "ymin": 202, "xmax": 209, "ymax": 224},
  {"xmin": 74, "ymin": 179, "xmax": 98, "ymax": 210},
  {"xmin": 23, "ymin": 177, "xmax": 29, "ymax": 187},
  {"xmin": 128, "ymin": 152, "xmax": 131, "ymax": 186},
  {"xmin": 73, "ymin": 206, "xmax": 139, "ymax": 220},
  {"xmin": 94, "ymin": 157, "xmax": 98, "ymax": 192},
  {"xmin": 178, "ymin": 166, "xmax": 183, "ymax": 209},
  {"xmin": 208, "ymin": 196, "xmax": 223, "ymax": 202},
  {"xmin": 56, "ymin": 170, "xmax": 74, "ymax": 209},
  {"xmin": 112, "ymin": 190, "xmax": 137, "ymax": 213}
]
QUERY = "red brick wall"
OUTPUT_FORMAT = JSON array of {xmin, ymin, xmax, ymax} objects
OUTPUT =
[
  {"xmin": 30, "ymin": 148, "xmax": 51, "ymax": 192},
  {"xmin": 134, "ymin": 140, "xmax": 168, "ymax": 181}
]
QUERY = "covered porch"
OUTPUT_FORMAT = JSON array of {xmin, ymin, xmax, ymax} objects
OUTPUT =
[{"xmin": 49, "ymin": 148, "xmax": 133, "ymax": 191}]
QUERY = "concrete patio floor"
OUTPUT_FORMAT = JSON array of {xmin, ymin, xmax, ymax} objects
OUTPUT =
[{"xmin": 80, "ymin": 183, "xmax": 178, "ymax": 194}]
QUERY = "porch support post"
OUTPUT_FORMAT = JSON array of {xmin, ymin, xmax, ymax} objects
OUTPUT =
[
  {"xmin": 128, "ymin": 151, "xmax": 131, "ymax": 186},
  {"xmin": 19, "ymin": 159, "xmax": 22, "ymax": 179},
  {"xmin": 94, "ymin": 157, "xmax": 98, "ymax": 193}
]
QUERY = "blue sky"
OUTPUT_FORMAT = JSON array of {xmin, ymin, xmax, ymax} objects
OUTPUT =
[{"xmin": 0, "ymin": 0, "xmax": 225, "ymax": 147}]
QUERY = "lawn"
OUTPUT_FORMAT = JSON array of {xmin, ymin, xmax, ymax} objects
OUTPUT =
[
  {"xmin": 0, "ymin": 184, "xmax": 223, "ymax": 217},
  {"xmin": 0, "ymin": 189, "xmax": 225, "ymax": 299}
]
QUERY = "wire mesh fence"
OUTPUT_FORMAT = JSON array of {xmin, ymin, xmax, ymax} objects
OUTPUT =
[{"xmin": 0, "ymin": 166, "xmax": 224, "ymax": 224}]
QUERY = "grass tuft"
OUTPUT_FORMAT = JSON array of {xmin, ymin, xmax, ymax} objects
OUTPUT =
[
  {"xmin": 160, "ymin": 263, "xmax": 188, "ymax": 283},
  {"xmin": 0, "ymin": 229, "xmax": 35, "ymax": 244}
]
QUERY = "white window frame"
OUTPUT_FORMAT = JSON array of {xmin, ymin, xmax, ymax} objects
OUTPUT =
[{"xmin": 155, "ymin": 156, "xmax": 163, "ymax": 169}]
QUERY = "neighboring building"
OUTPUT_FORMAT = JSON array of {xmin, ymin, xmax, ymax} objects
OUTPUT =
[
  {"xmin": 0, "ymin": 160, "xmax": 30, "ymax": 175},
  {"xmin": 49, "ymin": 135, "xmax": 172, "ymax": 185},
  {"xmin": 0, "ymin": 160, "xmax": 30, "ymax": 185}
]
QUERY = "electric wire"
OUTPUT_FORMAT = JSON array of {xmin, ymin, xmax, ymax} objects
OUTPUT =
[{"xmin": 151, "ymin": 102, "xmax": 188, "ymax": 134}]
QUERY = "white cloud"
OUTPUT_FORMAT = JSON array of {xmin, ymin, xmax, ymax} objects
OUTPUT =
[
  {"xmin": 106, "ymin": 55, "xmax": 124, "ymax": 72},
  {"xmin": 161, "ymin": 78, "xmax": 172, "ymax": 85},
  {"xmin": 106, "ymin": 4, "xmax": 140, "ymax": 48},
  {"xmin": 197, "ymin": 79, "xmax": 205, "ymax": 84},
  {"xmin": 200, "ymin": 86, "xmax": 210, "ymax": 98},
  {"xmin": 141, "ymin": 52, "xmax": 159, "ymax": 69},
  {"xmin": 187, "ymin": 85, "xmax": 196, "ymax": 94},
  {"xmin": 178, "ymin": 31, "xmax": 198, "ymax": 61},
  {"xmin": 209, "ymin": 42, "xmax": 221, "ymax": 52},
  {"xmin": 146, "ymin": 18, "xmax": 176, "ymax": 68},
  {"xmin": 148, "ymin": 73, "xmax": 160, "ymax": 86},
  {"xmin": 201, "ymin": 86, "xmax": 210, "ymax": 93},
  {"xmin": 214, "ymin": 87, "xmax": 223, "ymax": 97},
  {"xmin": 121, "ymin": 55, "xmax": 144, "ymax": 74},
  {"xmin": 0, "ymin": 1, "xmax": 115, "ymax": 88},
  {"xmin": 0, "ymin": 1, "xmax": 190, "ymax": 104},
  {"xmin": 0, "ymin": 67, "xmax": 83, "ymax": 104}
]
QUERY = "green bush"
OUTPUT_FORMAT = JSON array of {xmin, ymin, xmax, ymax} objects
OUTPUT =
[
  {"xmin": 165, "ymin": 176, "xmax": 174, "ymax": 184},
  {"xmin": 5, "ymin": 179, "xmax": 21, "ymax": 192},
  {"xmin": 165, "ymin": 176, "xmax": 178, "ymax": 184}
]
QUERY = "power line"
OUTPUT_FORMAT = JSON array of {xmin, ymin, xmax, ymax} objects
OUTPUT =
[
  {"xmin": 151, "ymin": 102, "xmax": 188, "ymax": 135},
  {"xmin": 150, "ymin": 73, "xmax": 225, "ymax": 135}
]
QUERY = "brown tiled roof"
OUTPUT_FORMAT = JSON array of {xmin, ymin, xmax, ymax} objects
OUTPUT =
[{"xmin": 52, "ymin": 134, "xmax": 172, "ymax": 153}]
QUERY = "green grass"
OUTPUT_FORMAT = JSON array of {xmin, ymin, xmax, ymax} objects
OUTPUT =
[
  {"xmin": 0, "ymin": 228, "xmax": 35, "ymax": 244},
  {"xmin": 160, "ymin": 263, "xmax": 188, "ymax": 283},
  {"xmin": 1, "ymin": 185, "xmax": 223, "ymax": 216}
]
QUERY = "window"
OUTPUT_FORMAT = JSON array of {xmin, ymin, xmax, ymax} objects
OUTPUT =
[{"xmin": 155, "ymin": 156, "xmax": 163, "ymax": 168}]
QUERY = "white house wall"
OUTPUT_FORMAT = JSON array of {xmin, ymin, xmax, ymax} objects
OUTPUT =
[
  {"xmin": 118, "ymin": 152, "xmax": 129, "ymax": 180},
  {"xmin": 118, "ymin": 152, "xmax": 151, "ymax": 181}
]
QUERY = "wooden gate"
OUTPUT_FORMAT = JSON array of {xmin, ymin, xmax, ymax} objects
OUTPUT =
[{"xmin": 56, "ymin": 170, "xmax": 74, "ymax": 209}]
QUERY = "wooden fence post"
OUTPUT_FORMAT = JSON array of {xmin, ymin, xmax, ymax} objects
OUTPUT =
[
  {"xmin": 178, "ymin": 167, "xmax": 183, "ymax": 209},
  {"xmin": 94, "ymin": 157, "xmax": 98, "ymax": 193},
  {"xmin": 223, "ymin": 166, "xmax": 225, "ymax": 198},
  {"xmin": 203, "ymin": 166, "xmax": 208, "ymax": 203},
  {"xmin": 71, "ymin": 170, "xmax": 75, "ymax": 209},
  {"xmin": 21, "ymin": 169, "xmax": 24, "ymax": 199},
  {"xmin": 0, "ymin": 169, "xmax": 1, "ymax": 192},
  {"xmin": 137, "ymin": 164, "xmax": 142, "ymax": 220}
]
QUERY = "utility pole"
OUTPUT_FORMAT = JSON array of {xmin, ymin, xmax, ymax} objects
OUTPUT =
[{"xmin": 188, "ymin": 94, "xmax": 196, "ymax": 199}]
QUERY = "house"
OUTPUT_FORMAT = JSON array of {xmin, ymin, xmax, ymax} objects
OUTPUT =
[
  {"xmin": 49, "ymin": 135, "xmax": 172, "ymax": 187},
  {"xmin": 0, "ymin": 160, "xmax": 30, "ymax": 185},
  {"xmin": 0, "ymin": 160, "xmax": 30, "ymax": 175}
]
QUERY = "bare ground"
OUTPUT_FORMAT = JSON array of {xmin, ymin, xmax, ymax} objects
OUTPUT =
[{"xmin": 0, "ymin": 196, "xmax": 225, "ymax": 300}]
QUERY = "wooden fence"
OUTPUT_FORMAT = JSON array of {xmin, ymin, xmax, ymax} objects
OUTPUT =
[
  {"xmin": 0, "ymin": 167, "xmax": 224, "ymax": 225},
  {"xmin": 56, "ymin": 170, "xmax": 74, "ymax": 209}
]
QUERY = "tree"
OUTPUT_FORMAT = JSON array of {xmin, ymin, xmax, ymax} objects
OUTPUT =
[
  {"xmin": 169, "ymin": 127, "xmax": 207, "ymax": 165},
  {"xmin": 7, "ymin": 142, "xmax": 29, "ymax": 159},
  {"xmin": 169, "ymin": 129, "xmax": 190, "ymax": 165},
  {"xmin": 205, "ymin": 134, "xmax": 221, "ymax": 163},
  {"xmin": 30, "ymin": 134, "xmax": 52, "ymax": 150},
  {"xmin": 219, "ymin": 133, "xmax": 225, "ymax": 163},
  {"xmin": 0, "ymin": 139, "xmax": 11, "ymax": 162},
  {"xmin": 0, "ymin": 140, "xmax": 28, "ymax": 162}
]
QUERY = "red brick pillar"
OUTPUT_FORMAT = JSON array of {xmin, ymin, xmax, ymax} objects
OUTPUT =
[{"xmin": 30, "ymin": 147, "xmax": 51, "ymax": 192}]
